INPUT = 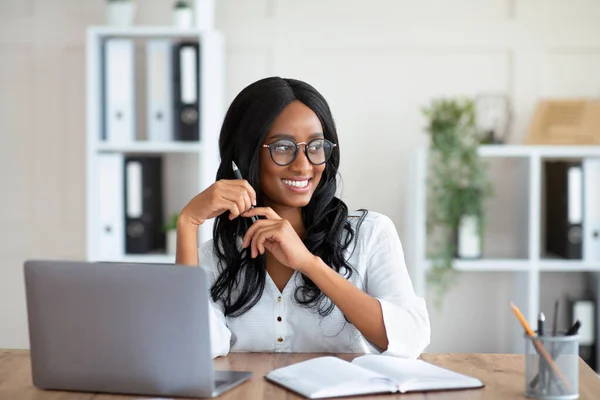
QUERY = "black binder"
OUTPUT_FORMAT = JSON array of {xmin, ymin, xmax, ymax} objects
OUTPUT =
[
  {"xmin": 173, "ymin": 41, "xmax": 200, "ymax": 141},
  {"xmin": 124, "ymin": 156, "xmax": 165, "ymax": 254},
  {"xmin": 544, "ymin": 161, "xmax": 583, "ymax": 259}
]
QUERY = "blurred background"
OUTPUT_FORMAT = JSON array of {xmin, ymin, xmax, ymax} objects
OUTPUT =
[{"xmin": 1, "ymin": 0, "xmax": 599, "ymax": 373}]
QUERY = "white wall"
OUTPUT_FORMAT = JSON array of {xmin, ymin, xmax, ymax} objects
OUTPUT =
[
  {"xmin": 1, "ymin": 0, "xmax": 599, "ymax": 351},
  {"xmin": 218, "ymin": 0, "xmax": 600, "ymax": 353}
]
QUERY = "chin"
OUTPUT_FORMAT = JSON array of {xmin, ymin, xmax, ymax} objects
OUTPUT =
[
  {"xmin": 285, "ymin": 196, "xmax": 312, "ymax": 208},
  {"xmin": 271, "ymin": 191, "xmax": 311, "ymax": 208}
]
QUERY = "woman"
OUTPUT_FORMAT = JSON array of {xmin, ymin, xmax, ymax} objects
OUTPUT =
[{"xmin": 176, "ymin": 77, "xmax": 430, "ymax": 358}]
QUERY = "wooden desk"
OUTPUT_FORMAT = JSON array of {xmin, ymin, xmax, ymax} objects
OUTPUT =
[{"xmin": 1, "ymin": 349, "xmax": 599, "ymax": 399}]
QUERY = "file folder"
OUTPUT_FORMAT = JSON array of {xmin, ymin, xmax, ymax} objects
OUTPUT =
[
  {"xmin": 124, "ymin": 156, "xmax": 164, "ymax": 254},
  {"xmin": 173, "ymin": 41, "xmax": 200, "ymax": 141},
  {"xmin": 544, "ymin": 161, "xmax": 583, "ymax": 259},
  {"xmin": 98, "ymin": 153, "xmax": 125, "ymax": 259},
  {"xmin": 103, "ymin": 39, "xmax": 136, "ymax": 143},
  {"xmin": 583, "ymin": 158, "xmax": 600, "ymax": 262},
  {"xmin": 146, "ymin": 40, "xmax": 174, "ymax": 142}
]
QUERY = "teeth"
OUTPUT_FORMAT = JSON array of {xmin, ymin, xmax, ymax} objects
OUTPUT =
[{"xmin": 282, "ymin": 179, "xmax": 309, "ymax": 188}]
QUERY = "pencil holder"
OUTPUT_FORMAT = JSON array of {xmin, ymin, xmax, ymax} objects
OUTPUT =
[{"xmin": 524, "ymin": 333, "xmax": 579, "ymax": 399}]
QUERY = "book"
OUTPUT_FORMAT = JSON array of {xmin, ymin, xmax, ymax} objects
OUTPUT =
[{"xmin": 264, "ymin": 355, "xmax": 484, "ymax": 399}]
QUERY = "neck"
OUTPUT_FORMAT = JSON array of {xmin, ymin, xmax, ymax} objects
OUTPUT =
[{"xmin": 266, "ymin": 202, "xmax": 304, "ymax": 237}]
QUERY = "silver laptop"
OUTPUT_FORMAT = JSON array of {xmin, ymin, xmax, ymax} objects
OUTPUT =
[{"xmin": 23, "ymin": 260, "xmax": 251, "ymax": 398}]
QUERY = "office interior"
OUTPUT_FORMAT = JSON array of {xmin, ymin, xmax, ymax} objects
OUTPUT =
[{"xmin": 1, "ymin": 0, "xmax": 599, "ymax": 375}]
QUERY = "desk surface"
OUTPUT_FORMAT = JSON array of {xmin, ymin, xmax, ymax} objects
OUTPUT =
[{"xmin": 1, "ymin": 349, "xmax": 599, "ymax": 399}]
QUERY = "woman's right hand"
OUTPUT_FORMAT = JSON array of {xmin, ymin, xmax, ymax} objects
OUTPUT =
[{"xmin": 179, "ymin": 179, "xmax": 257, "ymax": 228}]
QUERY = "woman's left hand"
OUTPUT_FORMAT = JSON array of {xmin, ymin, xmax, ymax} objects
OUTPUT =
[{"xmin": 241, "ymin": 207, "xmax": 316, "ymax": 271}]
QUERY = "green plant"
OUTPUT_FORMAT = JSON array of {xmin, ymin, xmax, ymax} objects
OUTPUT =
[
  {"xmin": 421, "ymin": 97, "xmax": 493, "ymax": 308},
  {"xmin": 162, "ymin": 213, "xmax": 179, "ymax": 232},
  {"xmin": 174, "ymin": 0, "xmax": 191, "ymax": 8}
]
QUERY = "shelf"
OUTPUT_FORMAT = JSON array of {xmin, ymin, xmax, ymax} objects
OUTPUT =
[
  {"xmin": 478, "ymin": 145, "xmax": 537, "ymax": 157},
  {"xmin": 88, "ymin": 26, "xmax": 206, "ymax": 39},
  {"xmin": 478, "ymin": 145, "xmax": 600, "ymax": 158},
  {"xmin": 91, "ymin": 254, "xmax": 176, "ymax": 264},
  {"xmin": 96, "ymin": 141, "xmax": 202, "ymax": 154},
  {"xmin": 425, "ymin": 258, "xmax": 531, "ymax": 271},
  {"xmin": 539, "ymin": 260, "xmax": 600, "ymax": 272},
  {"xmin": 86, "ymin": 24, "xmax": 224, "ymax": 278},
  {"xmin": 425, "ymin": 258, "xmax": 600, "ymax": 272}
]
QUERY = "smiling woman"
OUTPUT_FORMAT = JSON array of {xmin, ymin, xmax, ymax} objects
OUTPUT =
[
  {"xmin": 176, "ymin": 77, "xmax": 431, "ymax": 359},
  {"xmin": 259, "ymin": 101, "xmax": 331, "ymax": 207}
]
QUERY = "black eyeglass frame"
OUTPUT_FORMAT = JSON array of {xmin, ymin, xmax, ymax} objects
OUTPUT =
[{"xmin": 262, "ymin": 138, "xmax": 337, "ymax": 166}]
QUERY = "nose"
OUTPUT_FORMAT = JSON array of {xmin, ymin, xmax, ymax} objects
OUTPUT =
[{"xmin": 289, "ymin": 144, "xmax": 312, "ymax": 172}]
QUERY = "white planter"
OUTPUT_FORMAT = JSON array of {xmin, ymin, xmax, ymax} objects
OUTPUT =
[
  {"xmin": 173, "ymin": 8, "xmax": 194, "ymax": 29},
  {"xmin": 166, "ymin": 229, "xmax": 177, "ymax": 255},
  {"xmin": 457, "ymin": 215, "xmax": 482, "ymax": 259},
  {"xmin": 106, "ymin": 2, "xmax": 136, "ymax": 27}
]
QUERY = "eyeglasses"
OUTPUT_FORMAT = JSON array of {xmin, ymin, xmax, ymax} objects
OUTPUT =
[{"xmin": 262, "ymin": 138, "xmax": 336, "ymax": 166}]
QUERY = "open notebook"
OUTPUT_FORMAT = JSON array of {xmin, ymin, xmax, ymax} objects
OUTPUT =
[{"xmin": 265, "ymin": 355, "xmax": 484, "ymax": 399}]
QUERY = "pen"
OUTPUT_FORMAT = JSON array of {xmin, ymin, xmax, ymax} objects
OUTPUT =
[
  {"xmin": 231, "ymin": 161, "xmax": 258, "ymax": 224},
  {"xmin": 537, "ymin": 312, "xmax": 546, "ymax": 393},
  {"xmin": 509, "ymin": 302, "xmax": 571, "ymax": 392},
  {"xmin": 565, "ymin": 320, "xmax": 581, "ymax": 336},
  {"xmin": 552, "ymin": 300, "xmax": 559, "ymax": 337},
  {"xmin": 537, "ymin": 312, "xmax": 545, "ymax": 336},
  {"xmin": 551, "ymin": 301, "xmax": 559, "ymax": 392}
]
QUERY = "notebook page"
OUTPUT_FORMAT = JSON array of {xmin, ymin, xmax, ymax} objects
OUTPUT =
[
  {"xmin": 266, "ymin": 356, "xmax": 394, "ymax": 398},
  {"xmin": 352, "ymin": 355, "xmax": 483, "ymax": 393}
]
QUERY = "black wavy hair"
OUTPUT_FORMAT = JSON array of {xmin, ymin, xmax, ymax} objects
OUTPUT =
[{"xmin": 210, "ymin": 77, "xmax": 365, "ymax": 318}]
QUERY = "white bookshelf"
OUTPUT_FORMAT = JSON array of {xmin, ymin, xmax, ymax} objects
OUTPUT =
[
  {"xmin": 424, "ymin": 259, "xmax": 532, "ymax": 272},
  {"xmin": 85, "ymin": 26, "xmax": 225, "ymax": 264},
  {"xmin": 96, "ymin": 141, "xmax": 204, "ymax": 154},
  {"xmin": 407, "ymin": 144, "xmax": 600, "ymax": 355},
  {"xmin": 88, "ymin": 26, "xmax": 211, "ymax": 39},
  {"xmin": 477, "ymin": 145, "xmax": 600, "ymax": 158}
]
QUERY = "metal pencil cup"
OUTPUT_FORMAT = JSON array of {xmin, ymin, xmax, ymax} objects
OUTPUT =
[{"xmin": 525, "ymin": 333, "xmax": 579, "ymax": 399}]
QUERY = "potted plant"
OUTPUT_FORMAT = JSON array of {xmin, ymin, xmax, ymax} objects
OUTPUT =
[
  {"xmin": 173, "ymin": 1, "xmax": 194, "ymax": 28},
  {"xmin": 421, "ymin": 97, "xmax": 493, "ymax": 308},
  {"xmin": 162, "ymin": 213, "xmax": 179, "ymax": 255},
  {"xmin": 106, "ymin": 0, "xmax": 136, "ymax": 27}
]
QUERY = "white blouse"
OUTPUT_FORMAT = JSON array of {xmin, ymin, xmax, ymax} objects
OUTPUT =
[{"xmin": 199, "ymin": 211, "xmax": 430, "ymax": 359}]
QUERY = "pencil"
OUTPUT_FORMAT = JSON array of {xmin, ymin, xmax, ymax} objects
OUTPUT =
[
  {"xmin": 509, "ymin": 302, "xmax": 572, "ymax": 392},
  {"xmin": 231, "ymin": 161, "xmax": 258, "ymax": 224}
]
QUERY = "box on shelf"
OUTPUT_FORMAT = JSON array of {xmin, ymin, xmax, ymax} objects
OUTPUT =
[{"xmin": 525, "ymin": 99, "xmax": 600, "ymax": 145}]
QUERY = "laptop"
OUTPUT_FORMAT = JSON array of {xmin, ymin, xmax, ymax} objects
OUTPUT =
[{"xmin": 23, "ymin": 260, "xmax": 251, "ymax": 398}]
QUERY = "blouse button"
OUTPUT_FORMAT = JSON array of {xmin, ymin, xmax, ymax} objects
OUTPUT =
[
  {"xmin": 277, "ymin": 337, "xmax": 284, "ymax": 343},
  {"xmin": 277, "ymin": 316, "xmax": 282, "ymax": 322},
  {"xmin": 277, "ymin": 296, "xmax": 282, "ymax": 302}
]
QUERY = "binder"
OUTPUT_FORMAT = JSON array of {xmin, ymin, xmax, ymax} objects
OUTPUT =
[
  {"xmin": 583, "ymin": 158, "xmax": 600, "ymax": 262},
  {"xmin": 124, "ymin": 156, "xmax": 165, "ymax": 254},
  {"xmin": 146, "ymin": 40, "xmax": 174, "ymax": 142},
  {"xmin": 103, "ymin": 39, "xmax": 136, "ymax": 143},
  {"xmin": 98, "ymin": 153, "xmax": 124, "ymax": 259},
  {"xmin": 544, "ymin": 161, "xmax": 583, "ymax": 259},
  {"xmin": 173, "ymin": 41, "xmax": 200, "ymax": 141}
]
